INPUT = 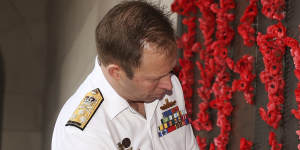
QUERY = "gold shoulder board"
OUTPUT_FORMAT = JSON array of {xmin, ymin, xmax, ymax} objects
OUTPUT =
[{"xmin": 65, "ymin": 88, "xmax": 104, "ymax": 130}]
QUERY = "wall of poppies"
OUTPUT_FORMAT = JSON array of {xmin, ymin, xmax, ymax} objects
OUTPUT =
[{"xmin": 171, "ymin": 0, "xmax": 300, "ymax": 149}]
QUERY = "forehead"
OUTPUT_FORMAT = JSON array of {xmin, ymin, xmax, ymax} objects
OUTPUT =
[{"xmin": 135, "ymin": 43, "xmax": 177, "ymax": 77}]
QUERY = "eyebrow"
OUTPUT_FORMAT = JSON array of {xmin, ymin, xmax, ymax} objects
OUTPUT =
[
  {"xmin": 156, "ymin": 67, "xmax": 175, "ymax": 79},
  {"xmin": 152, "ymin": 59, "xmax": 177, "ymax": 79}
]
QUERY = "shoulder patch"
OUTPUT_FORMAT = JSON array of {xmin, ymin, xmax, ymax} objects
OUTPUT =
[{"xmin": 66, "ymin": 88, "xmax": 104, "ymax": 130}]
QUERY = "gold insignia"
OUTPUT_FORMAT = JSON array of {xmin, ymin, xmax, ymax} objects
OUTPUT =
[
  {"xmin": 66, "ymin": 88, "xmax": 104, "ymax": 130},
  {"xmin": 160, "ymin": 98, "xmax": 176, "ymax": 110}
]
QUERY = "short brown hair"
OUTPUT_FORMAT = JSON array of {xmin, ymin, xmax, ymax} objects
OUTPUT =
[{"xmin": 95, "ymin": 0, "xmax": 176, "ymax": 79}]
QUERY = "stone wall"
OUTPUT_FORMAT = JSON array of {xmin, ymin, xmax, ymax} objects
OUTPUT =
[{"xmin": 0, "ymin": 0, "xmax": 47, "ymax": 149}]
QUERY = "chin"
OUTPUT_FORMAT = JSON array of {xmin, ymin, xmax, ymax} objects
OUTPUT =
[
  {"xmin": 142, "ymin": 99, "xmax": 155, "ymax": 103},
  {"xmin": 144, "ymin": 94, "xmax": 165, "ymax": 103},
  {"xmin": 155, "ymin": 94, "xmax": 166, "ymax": 101}
]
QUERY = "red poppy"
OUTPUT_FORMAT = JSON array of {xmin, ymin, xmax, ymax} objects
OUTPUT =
[
  {"xmin": 192, "ymin": 119, "xmax": 202, "ymax": 131},
  {"xmin": 209, "ymin": 143, "xmax": 215, "ymax": 150},
  {"xmin": 199, "ymin": 117, "xmax": 213, "ymax": 131},
  {"xmin": 221, "ymin": 102, "xmax": 233, "ymax": 116},
  {"xmin": 181, "ymin": 33, "xmax": 196, "ymax": 51},
  {"xmin": 240, "ymin": 1, "xmax": 258, "ymax": 23},
  {"xmin": 259, "ymin": 70, "xmax": 270, "ymax": 84},
  {"xmin": 259, "ymin": 107, "xmax": 268, "ymax": 121},
  {"xmin": 215, "ymin": 70, "xmax": 230, "ymax": 82},
  {"xmin": 244, "ymin": 92, "xmax": 254, "ymax": 104},
  {"xmin": 197, "ymin": 112, "xmax": 210, "ymax": 122},
  {"xmin": 198, "ymin": 86, "xmax": 212, "ymax": 100},
  {"xmin": 192, "ymin": 111, "xmax": 213, "ymax": 131},
  {"xmin": 238, "ymin": 80, "xmax": 249, "ymax": 92},
  {"xmin": 268, "ymin": 63, "xmax": 282, "ymax": 75},
  {"xmin": 214, "ymin": 133, "xmax": 229, "ymax": 150},
  {"xmin": 196, "ymin": 136, "xmax": 207, "ymax": 150},
  {"xmin": 231, "ymin": 79, "xmax": 240, "ymax": 92},
  {"xmin": 240, "ymin": 138, "xmax": 253, "ymax": 150},
  {"xmin": 182, "ymin": 17, "xmax": 196, "ymax": 31},
  {"xmin": 296, "ymin": 130, "xmax": 300, "ymax": 137},
  {"xmin": 284, "ymin": 37, "xmax": 300, "ymax": 49},
  {"xmin": 261, "ymin": 0, "xmax": 285, "ymax": 20},
  {"xmin": 225, "ymin": 57, "xmax": 234, "ymax": 70},
  {"xmin": 220, "ymin": 86, "xmax": 233, "ymax": 100},
  {"xmin": 269, "ymin": 94, "xmax": 284, "ymax": 105},
  {"xmin": 210, "ymin": 98, "xmax": 221, "ymax": 109},
  {"xmin": 269, "ymin": 132, "xmax": 282, "ymax": 150},
  {"xmin": 216, "ymin": 27, "xmax": 235, "ymax": 46},
  {"xmin": 267, "ymin": 22, "xmax": 286, "ymax": 38},
  {"xmin": 293, "ymin": 57, "xmax": 300, "ymax": 70},
  {"xmin": 238, "ymin": 23, "xmax": 256, "ymax": 47},
  {"xmin": 259, "ymin": 107, "xmax": 281, "ymax": 129},
  {"xmin": 183, "ymin": 49, "xmax": 193, "ymax": 59},
  {"xmin": 182, "ymin": 86, "xmax": 192, "ymax": 99},
  {"xmin": 192, "ymin": 42, "xmax": 202, "ymax": 53},
  {"xmin": 291, "ymin": 109, "xmax": 300, "ymax": 120},
  {"xmin": 185, "ymin": 99, "xmax": 193, "ymax": 115},
  {"xmin": 240, "ymin": 71, "xmax": 256, "ymax": 82},
  {"xmin": 171, "ymin": 0, "xmax": 197, "ymax": 16},
  {"xmin": 295, "ymin": 88, "xmax": 300, "ymax": 103},
  {"xmin": 212, "ymin": 82, "xmax": 222, "ymax": 97},
  {"xmin": 266, "ymin": 80, "xmax": 279, "ymax": 94}
]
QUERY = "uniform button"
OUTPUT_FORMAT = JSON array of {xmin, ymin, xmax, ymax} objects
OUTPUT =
[{"xmin": 122, "ymin": 138, "xmax": 131, "ymax": 148}]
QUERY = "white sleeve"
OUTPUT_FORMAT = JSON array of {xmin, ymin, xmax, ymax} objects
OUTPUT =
[
  {"xmin": 52, "ymin": 127, "xmax": 117, "ymax": 150},
  {"xmin": 185, "ymin": 124, "xmax": 200, "ymax": 150}
]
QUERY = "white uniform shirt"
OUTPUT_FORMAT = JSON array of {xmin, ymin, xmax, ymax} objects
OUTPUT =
[{"xmin": 52, "ymin": 57, "xmax": 199, "ymax": 150}]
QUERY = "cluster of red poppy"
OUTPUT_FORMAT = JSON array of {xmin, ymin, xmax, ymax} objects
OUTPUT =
[
  {"xmin": 192, "ymin": 99, "xmax": 213, "ymax": 131},
  {"xmin": 174, "ymin": 0, "xmax": 237, "ymax": 148},
  {"xmin": 210, "ymin": 93, "xmax": 233, "ymax": 150},
  {"xmin": 284, "ymin": 35, "xmax": 300, "ymax": 149},
  {"xmin": 196, "ymin": 136, "xmax": 217, "ymax": 150},
  {"xmin": 195, "ymin": 0, "xmax": 215, "ymax": 47},
  {"xmin": 261, "ymin": 0, "xmax": 285, "ymax": 20},
  {"xmin": 172, "ymin": 0, "xmax": 199, "ymax": 117},
  {"xmin": 192, "ymin": 0, "xmax": 215, "ymax": 135},
  {"xmin": 227, "ymin": 55, "xmax": 256, "ymax": 104},
  {"xmin": 207, "ymin": 1, "xmax": 236, "ymax": 149},
  {"xmin": 172, "ymin": 0, "xmax": 300, "ymax": 149},
  {"xmin": 238, "ymin": 0, "xmax": 258, "ymax": 47},
  {"xmin": 285, "ymin": 37, "xmax": 300, "ymax": 118},
  {"xmin": 210, "ymin": 1, "xmax": 235, "ymax": 47},
  {"xmin": 269, "ymin": 132, "xmax": 282, "ymax": 150},
  {"xmin": 257, "ymin": 22, "xmax": 286, "ymax": 130},
  {"xmin": 171, "ymin": 0, "xmax": 197, "ymax": 16},
  {"xmin": 240, "ymin": 138, "xmax": 253, "ymax": 150},
  {"xmin": 196, "ymin": 136, "xmax": 207, "ymax": 150},
  {"xmin": 177, "ymin": 28, "xmax": 197, "ymax": 115},
  {"xmin": 258, "ymin": 1, "xmax": 287, "ymax": 147}
]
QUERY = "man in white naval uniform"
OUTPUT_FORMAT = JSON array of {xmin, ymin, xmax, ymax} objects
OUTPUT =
[{"xmin": 52, "ymin": 1, "xmax": 199, "ymax": 150}]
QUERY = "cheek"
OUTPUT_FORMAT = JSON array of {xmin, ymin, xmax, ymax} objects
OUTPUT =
[{"xmin": 140, "ymin": 80, "xmax": 159, "ymax": 92}]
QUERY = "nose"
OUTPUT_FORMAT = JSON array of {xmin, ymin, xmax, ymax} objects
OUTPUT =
[{"xmin": 159, "ymin": 74, "xmax": 173, "ymax": 92}]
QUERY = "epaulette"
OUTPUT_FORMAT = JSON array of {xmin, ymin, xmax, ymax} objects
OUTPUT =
[{"xmin": 66, "ymin": 88, "xmax": 104, "ymax": 130}]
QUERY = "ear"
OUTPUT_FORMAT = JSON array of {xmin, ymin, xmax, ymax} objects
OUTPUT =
[{"xmin": 106, "ymin": 64, "xmax": 122, "ymax": 80}]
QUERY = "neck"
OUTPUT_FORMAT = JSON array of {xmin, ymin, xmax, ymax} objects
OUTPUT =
[{"xmin": 128, "ymin": 102, "xmax": 146, "ymax": 118}]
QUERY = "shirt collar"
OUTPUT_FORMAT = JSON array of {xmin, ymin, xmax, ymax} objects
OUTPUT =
[{"xmin": 90, "ymin": 56, "xmax": 129, "ymax": 120}]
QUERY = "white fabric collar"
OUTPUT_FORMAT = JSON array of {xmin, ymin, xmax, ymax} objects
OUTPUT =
[{"xmin": 90, "ymin": 57, "xmax": 129, "ymax": 120}]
